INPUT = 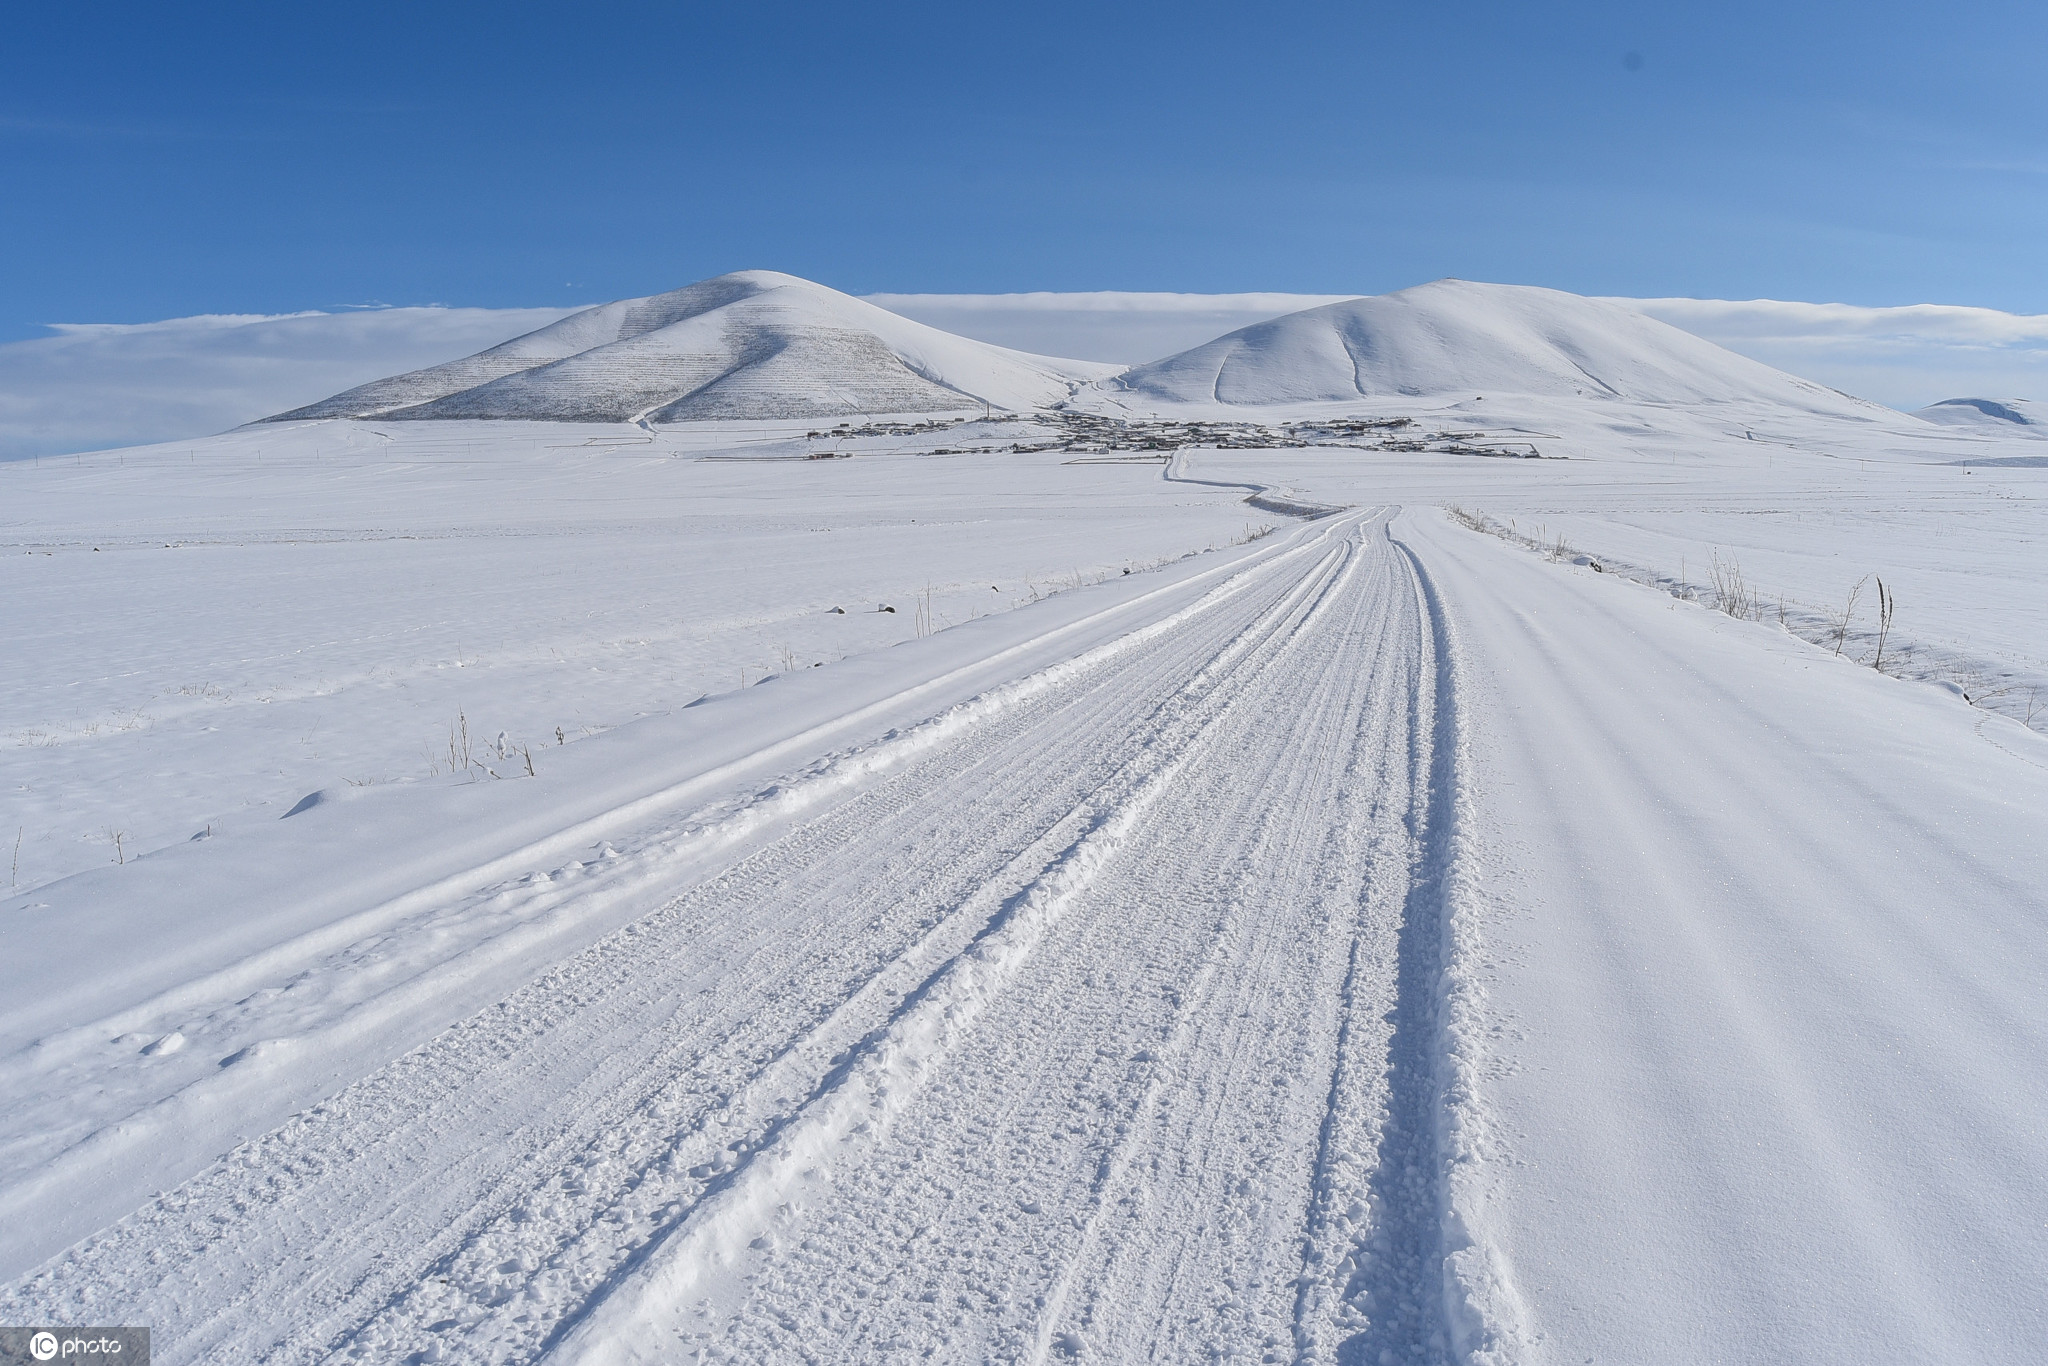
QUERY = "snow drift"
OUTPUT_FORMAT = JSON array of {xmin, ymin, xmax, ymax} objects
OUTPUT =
[
  {"xmin": 264, "ymin": 271, "xmax": 1120, "ymax": 423},
  {"xmin": 1104, "ymin": 279, "xmax": 1888, "ymax": 415}
]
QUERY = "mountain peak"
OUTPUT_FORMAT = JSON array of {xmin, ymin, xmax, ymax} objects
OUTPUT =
[
  {"xmin": 265, "ymin": 272, "xmax": 1117, "ymax": 424},
  {"xmin": 1102, "ymin": 279, "xmax": 1882, "ymax": 415}
]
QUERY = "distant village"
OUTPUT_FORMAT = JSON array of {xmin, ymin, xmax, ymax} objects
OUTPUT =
[{"xmin": 805, "ymin": 411, "xmax": 1554, "ymax": 459}]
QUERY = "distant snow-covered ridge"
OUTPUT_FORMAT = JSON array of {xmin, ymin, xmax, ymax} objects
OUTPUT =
[
  {"xmin": 259, "ymin": 274, "xmax": 1927, "ymax": 427},
  {"xmin": 872, "ymin": 290, "xmax": 2048, "ymax": 412},
  {"xmin": 1100, "ymin": 281, "xmax": 1889, "ymax": 418},
  {"xmin": 5, "ymin": 282, "xmax": 2047, "ymax": 458}
]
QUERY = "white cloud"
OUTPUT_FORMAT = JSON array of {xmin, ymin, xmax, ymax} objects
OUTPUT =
[
  {"xmin": 1608, "ymin": 297, "xmax": 2048, "ymax": 410},
  {"xmin": 0, "ymin": 306, "xmax": 577, "ymax": 460}
]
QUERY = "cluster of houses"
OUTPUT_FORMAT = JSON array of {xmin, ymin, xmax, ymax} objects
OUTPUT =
[{"xmin": 796, "ymin": 410, "xmax": 1551, "ymax": 460}]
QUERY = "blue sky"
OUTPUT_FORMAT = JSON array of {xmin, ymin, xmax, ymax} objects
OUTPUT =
[{"xmin": 4, "ymin": 0, "xmax": 2045, "ymax": 342}]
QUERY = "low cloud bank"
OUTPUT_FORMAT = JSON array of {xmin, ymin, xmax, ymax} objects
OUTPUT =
[
  {"xmin": 1613, "ymin": 297, "xmax": 2048, "ymax": 411},
  {"xmin": 0, "ymin": 306, "xmax": 575, "ymax": 460}
]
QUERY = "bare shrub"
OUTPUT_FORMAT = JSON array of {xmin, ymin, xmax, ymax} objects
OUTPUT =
[
  {"xmin": 1446, "ymin": 505, "xmax": 1493, "ymax": 534},
  {"xmin": 1709, "ymin": 551, "xmax": 1757, "ymax": 620},
  {"xmin": 449, "ymin": 709, "xmax": 474, "ymax": 774},
  {"xmin": 1827, "ymin": 576, "xmax": 1868, "ymax": 655}
]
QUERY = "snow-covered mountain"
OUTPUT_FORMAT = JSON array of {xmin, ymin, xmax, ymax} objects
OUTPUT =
[
  {"xmin": 1101, "ymin": 279, "xmax": 1887, "ymax": 415},
  {"xmin": 1914, "ymin": 397, "xmax": 2044, "ymax": 435},
  {"xmin": 264, "ymin": 271, "xmax": 1119, "ymax": 423}
]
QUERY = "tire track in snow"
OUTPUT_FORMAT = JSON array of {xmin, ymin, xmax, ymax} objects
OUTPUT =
[
  {"xmin": 542, "ymin": 529, "xmax": 1366, "ymax": 1365},
  {"xmin": 660, "ymin": 512, "xmax": 1474, "ymax": 1364},
  {"xmin": 0, "ymin": 502, "xmax": 1334, "ymax": 1189},
  {"xmin": 1016, "ymin": 516, "xmax": 1430, "ymax": 1365},
  {"xmin": 1331, "ymin": 525, "xmax": 1455, "ymax": 1366},
  {"xmin": 1015, "ymin": 524, "xmax": 1382, "ymax": 1365},
  {"xmin": 5, "ymin": 510, "xmax": 1446, "ymax": 1365}
]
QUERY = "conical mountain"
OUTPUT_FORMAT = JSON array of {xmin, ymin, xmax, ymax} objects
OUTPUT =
[
  {"xmin": 266, "ymin": 271, "xmax": 1119, "ymax": 423},
  {"xmin": 1104, "ymin": 279, "xmax": 1885, "ymax": 415}
]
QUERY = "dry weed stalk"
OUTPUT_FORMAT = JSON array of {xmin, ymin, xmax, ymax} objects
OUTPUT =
[
  {"xmin": 1827, "ymin": 577, "xmax": 1868, "ymax": 655},
  {"xmin": 1872, "ymin": 579, "xmax": 1896, "ymax": 673}
]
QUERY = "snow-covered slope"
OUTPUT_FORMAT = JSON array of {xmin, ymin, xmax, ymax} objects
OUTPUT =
[
  {"xmin": 863, "ymin": 290, "xmax": 1360, "ymax": 364},
  {"xmin": 1914, "ymin": 396, "xmax": 2045, "ymax": 435},
  {"xmin": 1103, "ymin": 279, "xmax": 1887, "ymax": 416},
  {"xmin": 265, "ymin": 271, "xmax": 1120, "ymax": 423}
]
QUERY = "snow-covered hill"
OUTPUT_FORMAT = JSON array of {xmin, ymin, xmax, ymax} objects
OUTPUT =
[
  {"xmin": 1914, "ymin": 396, "xmax": 2045, "ymax": 435},
  {"xmin": 1102, "ymin": 279, "xmax": 1888, "ymax": 416},
  {"xmin": 265, "ymin": 271, "xmax": 1120, "ymax": 423},
  {"xmin": 863, "ymin": 290, "xmax": 1360, "ymax": 364}
]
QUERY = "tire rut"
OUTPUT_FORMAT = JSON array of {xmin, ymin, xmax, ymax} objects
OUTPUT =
[
  {"xmin": 659, "ymin": 513, "xmax": 1464, "ymax": 1365},
  {"xmin": 6, "ymin": 512, "xmax": 1431, "ymax": 1366}
]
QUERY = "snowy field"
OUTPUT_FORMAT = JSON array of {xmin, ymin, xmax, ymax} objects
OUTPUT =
[
  {"xmin": 1151, "ymin": 397, "xmax": 2048, "ymax": 729},
  {"xmin": 1, "ymin": 420, "xmax": 1273, "ymax": 895},
  {"xmin": 3, "ymin": 286, "xmax": 2047, "ymax": 1363}
]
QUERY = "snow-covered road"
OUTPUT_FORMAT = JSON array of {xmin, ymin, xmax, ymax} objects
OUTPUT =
[
  {"xmin": 6, "ymin": 509, "xmax": 1481, "ymax": 1363},
  {"xmin": 6, "ymin": 480, "xmax": 2046, "ymax": 1363}
]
